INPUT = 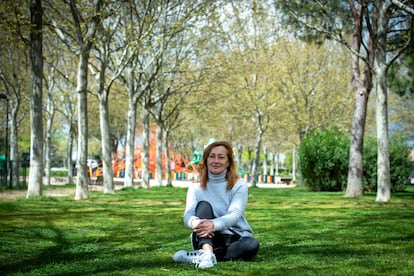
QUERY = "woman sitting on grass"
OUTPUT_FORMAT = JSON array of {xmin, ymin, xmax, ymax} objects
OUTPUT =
[{"xmin": 173, "ymin": 141, "xmax": 259, "ymax": 269}]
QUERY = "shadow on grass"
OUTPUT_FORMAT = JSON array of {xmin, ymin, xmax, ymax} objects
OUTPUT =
[
  {"xmin": 0, "ymin": 195, "xmax": 183, "ymax": 275},
  {"xmin": 1, "ymin": 214, "xmax": 184, "ymax": 275}
]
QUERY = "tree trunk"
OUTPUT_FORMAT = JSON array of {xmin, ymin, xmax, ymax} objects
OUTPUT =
[
  {"xmin": 236, "ymin": 144, "xmax": 243, "ymax": 175},
  {"xmin": 164, "ymin": 130, "xmax": 173, "ymax": 187},
  {"xmin": 262, "ymin": 146, "xmax": 268, "ymax": 177},
  {"xmin": 375, "ymin": 71, "xmax": 391, "ymax": 202},
  {"xmin": 66, "ymin": 122, "xmax": 74, "ymax": 184},
  {"xmin": 141, "ymin": 104, "xmax": 150, "ymax": 189},
  {"xmin": 156, "ymin": 124, "xmax": 163, "ymax": 186},
  {"xmin": 75, "ymin": 51, "xmax": 90, "ymax": 200},
  {"xmin": 345, "ymin": 2, "xmax": 373, "ymax": 197},
  {"xmin": 44, "ymin": 80, "xmax": 55, "ymax": 187},
  {"xmin": 27, "ymin": 0, "xmax": 43, "ymax": 198},
  {"xmin": 124, "ymin": 71, "xmax": 138, "ymax": 188},
  {"xmin": 247, "ymin": 147, "xmax": 253, "ymax": 177},
  {"xmin": 269, "ymin": 152, "xmax": 274, "ymax": 176},
  {"xmin": 345, "ymin": 85, "xmax": 369, "ymax": 197},
  {"xmin": 251, "ymin": 129, "xmax": 263, "ymax": 187},
  {"xmin": 99, "ymin": 88, "xmax": 115, "ymax": 194},
  {"xmin": 292, "ymin": 146, "xmax": 296, "ymax": 182},
  {"xmin": 374, "ymin": 0, "xmax": 391, "ymax": 202},
  {"xmin": 10, "ymin": 98, "xmax": 19, "ymax": 189},
  {"xmin": 275, "ymin": 153, "xmax": 279, "ymax": 176}
]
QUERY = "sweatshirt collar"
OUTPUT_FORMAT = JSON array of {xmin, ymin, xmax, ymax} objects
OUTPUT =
[{"xmin": 208, "ymin": 169, "xmax": 227, "ymax": 183}]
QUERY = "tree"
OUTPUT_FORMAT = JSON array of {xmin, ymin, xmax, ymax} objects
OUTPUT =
[
  {"xmin": 71, "ymin": 0, "xmax": 103, "ymax": 199},
  {"xmin": 27, "ymin": 0, "xmax": 44, "ymax": 198},
  {"xmin": 118, "ymin": 0, "xmax": 159, "ymax": 189},
  {"xmin": 0, "ymin": 1, "xmax": 43, "ymax": 194},
  {"xmin": 276, "ymin": 0, "xmax": 413, "ymax": 201},
  {"xmin": 371, "ymin": 0, "xmax": 413, "ymax": 201},
  {"xmin": 40, "ymin": 42, "xmax": 79, "ymax": 185},
  {"xmin": 150, "ymin": 65, "xmax": 206, "ymax": 187},
  {"xmin": 47, "ymin": 0, "xmax": 104, "ymax": 199},
  {"xmin": 55, "ymin": 56, "xmax": 78, "ymax": 185},
  {"xmin": 0, "ymin": 3, "xmax": 30, "ymax": 189},
  {"xmin": 148, "ymin": 2, "xmax": 216, "ymax": 187},
  {"xmin": 89, "ymin": 1, "xmax": 130, "ymax": 194},
  {"xmin": 388, "ymin": 44, "xmax": 414, "ymax": 142},
  {"xmin": 275, "ymin": 40, "xmax": 353, "ymax": 184},
  {"xmin": 276, "ymin": 0, "xmax": 372, "ymax": 197},
  {"xmin": 209, "ymin": 1, "xmax": 352, "ymax": 186},
  {"xmin": 119, "ymin": 0, "xmax": 215, "ymax": 189},
  {"xmin": 43, "ymin": 64, "xmax": 56, "ymax": 187},
  {"xmin": 61, "ymin": 90, "xmax": 77, "ymax": 184},
  {"xmin": 216, "ymin": 1, "xmax": 284, "ymax": 186}
]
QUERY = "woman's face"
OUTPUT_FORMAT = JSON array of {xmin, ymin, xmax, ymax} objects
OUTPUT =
[{"xmin": 207, "ymin": 146, "xmax": 230, "ymax": 175}]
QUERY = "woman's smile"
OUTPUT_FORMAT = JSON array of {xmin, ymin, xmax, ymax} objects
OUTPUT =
[{"xmin": 207, "ymin": 146, "xmax": 229, "ymax": 174}]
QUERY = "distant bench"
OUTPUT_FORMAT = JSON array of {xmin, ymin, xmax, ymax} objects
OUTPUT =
[
  {"xmin": 279, "ymin": 177, "xmax": 292, "ymax": 185},
  {"xmin": 52, "ymin": 176, "xmax": 66, "ymax": 183}
]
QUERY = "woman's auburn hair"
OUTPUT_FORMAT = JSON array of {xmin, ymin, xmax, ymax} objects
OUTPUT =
[{"xmin": 199, "ymin": 141, "xmax": 239, "ymax": 190}]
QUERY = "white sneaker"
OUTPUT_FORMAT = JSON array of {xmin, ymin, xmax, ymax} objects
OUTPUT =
[
  {"xmin": 173, "ymin": 249, "xmax": 202, "ymax": 263},
  {"xmin": 173, "ymin": 249, "xmax": 217, "ymax": 269},
  {"xmin": 196, "ymin": 250, "xmax": 217, "ymax": 269}
]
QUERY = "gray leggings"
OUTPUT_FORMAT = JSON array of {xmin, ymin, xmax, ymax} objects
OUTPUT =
[{"xmin": 192, "ymin": 201, "xmax": 259, "ymax": 261}]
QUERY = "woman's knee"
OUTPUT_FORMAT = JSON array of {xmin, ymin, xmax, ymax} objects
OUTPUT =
[
  {"xmin": 195, "ymin": 201, "xmax": 214, "ymax": 219},
  {"xmin": 225, "ymin": 237, "xmax": 259, "ymax": 261},
  {"xmin": 247, "ymin": 238, "xmax": 260, "ymax": 255},
  {"xmin": 240, "ymin": 237, "xmax": 259, "ymax": 254}
]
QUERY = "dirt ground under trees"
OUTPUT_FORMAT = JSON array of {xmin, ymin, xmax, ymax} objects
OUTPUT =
[{"xmin": 0, "ymin": 177, "xmax": 130, "ymax": 200}]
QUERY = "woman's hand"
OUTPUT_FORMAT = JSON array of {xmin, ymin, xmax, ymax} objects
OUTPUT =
[{"xmin": 192, "ymin": 219, "xmax": 215, "ymax": 238}]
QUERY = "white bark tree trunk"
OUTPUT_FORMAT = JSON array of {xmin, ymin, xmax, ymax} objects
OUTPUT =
[
  {"xmin": 262, "ymin": 146, "xmax": 268, "ymax": 177},
  {"xmin": 346, "ymin": 85, "xmax": 369, "ymax": 197},
  {"xmin": 75, "ymin": 51, "xmax": 90, "ymax": 200},
  {"xmin": 124, "ymin": 69, "xmax": 138, "ymax": 188},
  {"xmin": 269, "ymin": 152, "xmax": 274, "ymax": 176},
  {"xmin": 99, "ymin": 88, "xmax": 115, "ymax": 194},
  {"xmin": 156, "ymin": 124, "xmax": 163, "ymax": 186},
  {"xmin": 251, "ymin": 128, "xmax": 263, "ymax": 187},
  {"xmin": 71, "ymin": 0, "xmax": 102, "ymax": 200},
  {"xmin": 62, "ymin": 94, "xmax": 75, "ymax": 184},
  {"xmin": 164, "ymin": 130, "xmax": 172, "ymax": 187},
  {"xmin": 275, "ymin": 153, "xmax": 279, "ymax": 176},
  {"xmin": 374, "ymin": 0, "xmax": 391, "ymax": 202},
  {"xmin": 236, "ymin": 144, "xmax": 243, "ymax": 175},
  {"xmin": 292, "ymin": 147, "xmax": 296, "ymax": 182},
  {"xmin": 27, "ymin": 0, "xmax": 43, "ymax": 198},
  {"xmin": 141, "ymin": 103, "xmax": 150, "ymax": 189},
  {"xmin": 66, "ymin": 122, "xmax": 74, "ymax": 184},
  {"xmin": 44, "ymin": 81, "xmax": 55, "ymax": 187}
]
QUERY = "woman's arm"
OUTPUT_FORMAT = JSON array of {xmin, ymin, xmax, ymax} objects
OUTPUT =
[
  {"xmin": 212, "ymin": 180, "xmax": 248, "ymax": 231},
  {"xmin": 183, "ymin": 185, "xmax": 199, "ymax": 229}
]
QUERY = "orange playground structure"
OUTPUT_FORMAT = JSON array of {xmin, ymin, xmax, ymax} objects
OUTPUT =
[{"xmin": 110, "ymin": 130, "xmax": 194, "ymax": 180}]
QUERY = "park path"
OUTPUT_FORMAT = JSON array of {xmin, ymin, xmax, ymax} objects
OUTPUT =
[{"xmin": 0, "ymin": 177, "xmax": 295, "ymax": 200}]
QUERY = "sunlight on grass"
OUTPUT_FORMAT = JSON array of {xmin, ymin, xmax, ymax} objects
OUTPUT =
[{"xmin": 0, "ymin": 186, "xmax": 413, "ymax": 275}]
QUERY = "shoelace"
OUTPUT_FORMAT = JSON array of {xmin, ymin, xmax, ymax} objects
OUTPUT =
[
  {"xmin": 193, "ymin": 250, "xmax": 213, "ymax": 266},
  {"xmin": 190, "ymin": 254, "xmax": 203, "ymax": 264}
]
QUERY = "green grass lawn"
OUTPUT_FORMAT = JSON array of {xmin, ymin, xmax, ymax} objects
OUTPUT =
[{"xmin": 0, "ymin": 185, "xmax": 413, "ymax": 275}]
